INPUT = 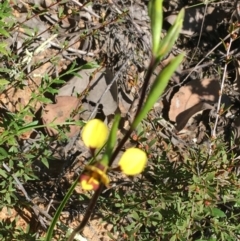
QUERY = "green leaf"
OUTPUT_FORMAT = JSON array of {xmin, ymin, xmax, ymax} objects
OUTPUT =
[
  {"xmin": 205, "ymin": 172, "xmax": 215, "ymax": 181},
  {"xmin": 0, "ymin": 169, "xmax": 7, "ymax": 178},
  {"xmin": 131, "ymin": 210, "xmax": 140, "ymax": 221},
  {"xmin": 106, "ymin": 231, "xmax": 115, "ymax": 239},
  {"xmin": 41, "ymin": 157, "xmax": 49, "ymax": 168},
  {"xmin": 0, "ymin": 78, "xmax": 9, "ymax": 86},
  {"xmin": 52, "ymin": 78, "xmax": 65, "ymax": 84},
  {"xmin": 210, "ymin": 207, "xmax": 226, "ymax": 218},
  {"xmin": 156, "ymin": 8, "xmax": 184, "ymax": 62},
  {"xmin": 0, "ymin": 147, "xmax": 8, "ymax": 158},
  {"xmin": 133, "ymin": 53, "xmax": 184, "ymax": 128},
  {"xmin": 5, "ymin": 193, "xmax": 11, "ymax": 204},
  {"xmin": 170, "ymin": 234, "xmax": 177, "ymax": 241},
  {"xmin": 36, "ymin": 96, "xmax": 52, "ymax": 103},
  {"xmin": 0, "ymin": 28, "xmax": 10, "ymax": 37},
  {"xmin": 148, "ymin": 0, "xmax": 163, "ymax": 56},
  {"xmin": 0, "ymin": 43, "xmax": 10, "ymax": 56},
  {"xmin": 58, "ymin": 5, "xmax": 64, "ymax": 18},
  {"xmin": 21, "ymin": 121, "xmax": 38, "ymax": 129},
  {"xmin": 46, "ymin": 87, "xmax": 59, "ymax": 94}
]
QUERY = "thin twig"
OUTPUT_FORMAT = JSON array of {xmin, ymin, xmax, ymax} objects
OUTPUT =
[
  {"xmin": 70, "ymin": 0, "xmax": 100, "ymax": 19},
  {"xmin": 188, "ymin": 1, "xmax": 208, "ymax": 65},
  {"xmin": 212, "ymin": 37, "xmax": 233, "ymax": 138},
  {"xmin": 38, "ymin": 36, "xmax": 94, "ymax": 57}
]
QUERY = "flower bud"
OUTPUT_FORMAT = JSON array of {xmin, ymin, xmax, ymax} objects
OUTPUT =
[
  {"xmin": 82, "ymin": 119, "xmax": 108, "ymax": 149},
  {"xmin": 118, "ymin": 148, "xmax": 147, "ymax": 175}
]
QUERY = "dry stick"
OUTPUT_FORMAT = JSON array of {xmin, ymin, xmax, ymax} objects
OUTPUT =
[
  {"xmin": 211, "ymin": 37, "xmax": 233, "ymax": 139},
  {"xmin": 67, "ymin": 56, "xmax": 156, "ymax": 241},
  {"xmin": 70, "ymin": 0, "xmax": 101, "ymax": 19},
  {"xmin": 38, "ymin": 36, "xmax": 94, "ymax": 57},
  {"xmin": 188, "ymin": 1, "xmax": 208, "ymax": 65}
]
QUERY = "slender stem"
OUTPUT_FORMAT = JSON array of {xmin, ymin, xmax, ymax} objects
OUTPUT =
[
  {"xmin": 135, "ymin": 56, "xmax": 156, "ymax": 118},
  {"xmin": 67, "ymin": 185, "xmax": 104, "ymax": 241}
]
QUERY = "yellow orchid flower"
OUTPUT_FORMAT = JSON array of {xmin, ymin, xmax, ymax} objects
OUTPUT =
[
  {"xmin": 82, "ymin": 119, "xmax": 108, "ymax": 149},
  {"xmin": 80, "ymin": 162, "xmax": 109, "ymax": 191},
  {"xmin": 118, "ymin": 148, "xmax": 147, "ymax": 175}
]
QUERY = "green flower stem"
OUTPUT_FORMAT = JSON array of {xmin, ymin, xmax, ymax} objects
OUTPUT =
[
  {"xmin": 133, "ymin": 53, "xmax": 184, "ymax": 129},
  {"xmin": 101, "ymin": 114, "xmax": 121, "ymax": 166},
  {"xmin": 109, "ymin": 56, "xmax": 156, "ymax": 166},
  {"xmin": 45, "ymin": 176, "xmax": 80, "ymax": 241}
]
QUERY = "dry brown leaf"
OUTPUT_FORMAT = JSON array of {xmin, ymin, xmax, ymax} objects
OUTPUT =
[
  {"xmin": 42, "ymin": 96, "xmax": 81, "ymax": 137},
  {"xmin": 169, "ymin": 78, "xmax": 220, "ymax": 131}
]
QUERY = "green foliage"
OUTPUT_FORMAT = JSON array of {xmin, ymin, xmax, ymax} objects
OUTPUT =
[
  {"xmin": 0, "ymin": 1, "xmax": 13, "ymax": 38},
  {"xmin": 148, "ymin": 0, "xmax": 163, "ymax": 55},
  {"xmin": 99, "ymin": 138, "xmax": 240, "ymax": 240},
  {"xmin": 0, "ymin": 218, "xmax": 36, "ymax": 241}
]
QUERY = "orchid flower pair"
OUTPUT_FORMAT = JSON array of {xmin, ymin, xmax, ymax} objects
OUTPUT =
[{"xmin": 80, "ymin": 119, "xmax": 147, "ymax": 191}]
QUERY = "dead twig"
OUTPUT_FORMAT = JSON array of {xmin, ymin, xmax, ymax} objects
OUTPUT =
[{"xmin": 212, "ymin": 37, "xmax": 233, "ymax": 138}]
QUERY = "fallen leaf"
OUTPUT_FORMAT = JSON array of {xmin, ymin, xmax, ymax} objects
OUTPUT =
[
  {"xmin": 42, "ymin": 96, "xmax": 81, "ymax": 137},
  {"xmin": 169, "ymin": 78, "xmax": 220, "ymax": 131}
]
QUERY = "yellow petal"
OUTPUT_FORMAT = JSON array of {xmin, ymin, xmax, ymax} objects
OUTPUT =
[
  {"xmin": 86, "ymin": 164, "xmax": 110, "ymax": 186},
  {"xmin": 119, "ymin": 148, "xmax": 147, "ymax": 175},
  {"xmin": 82, "ymin": 119, "xmax": 108, "ymax": 149},
  {"xmin": 80, "ymin": 162, "xmax": 110, "ymax": 191},
  {"xmin": 81, "ymin": 178, "xmax": 100, "ymax": 191}
]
